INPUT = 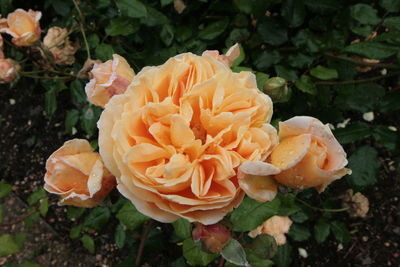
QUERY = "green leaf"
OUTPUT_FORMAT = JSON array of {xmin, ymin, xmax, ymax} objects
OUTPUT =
[
  {"xmin": 379, "ymin": 89, "xmax": 400, "ymax": 113},
  {"xmin": 274, "ymin": 65, "xmax": 298, "ymax": 81},
  {"xmin": 175, "ymin": 26, "xmax": 192, "ymax": 43},
  {"xmin": 221, "ymin": 239, "xmax": 249, "ymax": 267},
  {"xmin": 303, "ymin": 0, "xmax": 340, "ymax": 14},
  {"xmin": 245, "ymin": 249, "xmax": 274, "ymax": 267},
  {"xmin": 81, "ymin": 235, "xmax": 95, "ymax": 254},
  {"xmin": 172, "ymin": 218, "xmax": 192, "ymax": 239},
  {"xmin": 65, "ymin": 109, "xmax": 80, "ymax": 134},
  {"xmin": 254, "ymin": 50, "xmax": 281, "ymax": 71},
  {"xmin": 116, "ymin": 201, "xmax": 149, "ymax": 230},
  {"xmin": 347, "ymin": 146, "xmax": 380, "ymax": 190},
  {"xmin": 350, "ymin": 4, "xmax": 380, "ymax": 25},
  {"xmin": 1, "ymin": 0, "xmax": 12, "ymax": 17},
  {"xmin": 27, "ymin": 188, "xmax": 46, "ymax": 206},
  {"xmin": 182, "ymin": 239, "xmax": 218, "ymax": 266},
  {"xmin": 277, "ymin": 194, "xmax": 301, "ymax": 216},
  {"xmin": 256, "ymin": 72, "xmax": 270, "ymax": 91},
  {"xmin": 314, "ymin": 219, "xmax": 330, "ymax": 243},
  {"xmin": 372, "ymin": 125, "xmax": 399, "ymax": 151},
  {"xmin": 0, "ymin": 234, "xmax": 20, "ymax": 257},
  {"xmin": 281, "ymin": 0, "xmax": 306, "ymax": 28},
  {"xmin": 0, "ymin": 180, "xmax": 12, "ymax": 198},
  {"xmin": 171, "ymin": 257, "xmax": 188, "ymax": 267},
  {"xmin": 95, "ymin": 44, "xmax": 114, "ymax": 62},
  {"xmin": 234, "ymin": 0, "xmax": 252, "ymax": 14},
  {"xmin": 273, "ymin": 242, "xmax": 292, "ymax": 267},
  {"xmin": 380, "ymin": 0, "xmax": 400, "ymax": 13},
  {"xmin": 199, "ymin": 18, "xmax": 229, "ymax": 40},
  {"xmin": 383, "ymin": 17, "xmax": 400, "ymax": 31},
  {"xmin": 161, "ymin": 0, "xmax": 173, "ymax": 6},
  {"xmin": 80, "ymin": 106, "xmax": 102, "ymax": 137},
  {"xmin": 288, "ymin": 224, "xmax": 310, "ymax": 242},
  {"xmin": 330, "ymin": 221, "xmax": 350, "ymax": 243},
  {"xmin": 45, "ymin": 88, "xmax": 57, "ymax": 117},
  {"xmin": 310, "ymin": 65, "xmax": 338, "ymax": 80},
  {"xmin": 335, "ymin": 83, "xmax": 385, "ymax": 112},
  {"xmin": 115, "ymin": 224, "xmax": 126, "ymax": 249},
  {"xmin": 87, "ymin": 34, "xmax": 100, "ymax": 49},
  {"xmin": 116, "ymin": 0, "xmax": 147, "ymax": 18},
  {"xmin": 106, "ymin": 18, "xmax": 140, "ymax": 36},
  {"xmin": 287, "ymin": 53, "xmax": 315, "ymax": 69},
  {"xmin": 67, "ymin": 207, "xmax": 85, "ymax": 220},
  {"xmin": 161, "ymin": 24, "xmax": 174, "ymax": 46},
  {"xmin": 84, "ymin": 207, "xmax": 111, "ymax": 230},
  {"xmin": 51, "ymin": 0, "xmax": 71, "ymax": 16},
  {"xmin": 230, "ymin": 197, "xmax": 281, "ymax": 232},
  {"xmin": 70, "ymin": 79, "xmax": 86, "ymax": 106},
  {"xmin": 257, "ymin": 17, "xmax": 288, "ymax": 46},
  {"xmin": 251, "ymin": 234, "xmax": 277, "ymax": 259},
  {"xmin": 344, "ymin": 42, "xmax": 399, "ymax": 59},
  {"xmin": 39, "ymin": 197, "xmax": 49, "ymax": 217},
  {"xmin": 333, "ymin": 122, "xmax": 371, "ymax": 144},
  {"xmin": 295, "ymin": 75, "xmax": 317, "ymax": 95},
  {"xmin": 69, "ymin": 225, "xmax": 82, "ymax": 239},
  {"xmin": 290, "ymin": 210, "xmax": 309, "ymax": 223},
  {"xmin": 0, "ymin": 205, "xmax": 3, "ymax": 224}
]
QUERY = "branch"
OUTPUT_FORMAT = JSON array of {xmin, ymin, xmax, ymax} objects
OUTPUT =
[
  {"xmin": 324, "ymin": 52, "xmax": 400, "ymax": 69},
  {"xmin": 315, "ymin": 71, "xmax": 400, "ymax": 85},
  {"xmin": 135, "ymin": 220, "xmax": 154, "ymax": 266},
  {"xmin": 72, "ymin": 0, "xmax": 91, "ymax": 60}
]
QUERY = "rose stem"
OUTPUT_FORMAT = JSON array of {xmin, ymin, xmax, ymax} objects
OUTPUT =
[{"xmin": 135, "ymin": 220, "xmax": 154, "ymax": 266}]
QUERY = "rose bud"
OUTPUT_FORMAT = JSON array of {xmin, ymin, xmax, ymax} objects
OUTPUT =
[
  {"xmin": 44, "ymin": 139, "xmax": 116, "ymax": 208},
  {"xmin": 0, "ymin": 9, "xmax": 41, "ymax": 46},
  {"xmin": 263, "ymin": 77, "xmax": 291, "ymax": 102},
  {"xmin": 0, "ymin": 58, "xmax": 19, "ymax": 83},
  {"xmin": 248, "ymin": 216, "xmax": 292, "ymax": 246},
  {"xmin": 192, "ymin": 223, "xmax": 231, "ymax": 253},
  {"xmin": 202, "ymin": 43, "xmax": 240, "ymax": 66},
  {"xmin": 270, "ymin": 116, "xmax": 351, "ymax": 192},
  {"xmin": 85, "ymin": 54, "xmax": 135, "ymax": 108},
  {"xmin": 43, "ymin": 26, "xmax": 79, "ymax": 65}
]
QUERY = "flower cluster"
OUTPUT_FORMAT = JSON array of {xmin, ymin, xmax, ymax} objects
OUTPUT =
[{"xmin": 43, "ymin": 44, "xmax": 350, "ymax": 245}]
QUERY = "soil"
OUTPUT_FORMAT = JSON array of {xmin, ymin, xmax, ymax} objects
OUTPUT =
[{"xmin": 1, "ymin": 81, "xmax": 399, "ymax": 267}]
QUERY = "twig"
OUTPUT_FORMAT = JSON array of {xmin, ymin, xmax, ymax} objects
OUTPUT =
[
  {"xmin": 315, "ymin": 70, "xmax": 400, "ymax": 85},
  {"xmin": 217, "ymin": 257, "xmax": 225, "ymax": 267},
  {"xmin": 324, "ymin": 52, "xmax": 400, "ymax": 69},
  {"xmin": 135, "ymin": 220, "xmax": 154, "ymax": 266},
  {"xmin": 0, "ymin": 209, "xmax": 38, "ymax": 228},
  {"xmin": 72, "ymin": 0, "xmax": 91, "ymax": 60},
  {"xmin": 295, "ymin": 197, "xmax": 349, "ymax": 213}
]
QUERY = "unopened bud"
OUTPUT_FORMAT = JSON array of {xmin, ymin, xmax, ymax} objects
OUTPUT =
[
  {"xmin": 0, "ymin": 58, "xmax": 20, "ymax": 83},
  {"xmin": 263, "ymin": 77, "xmax": 290, "ymax": 102},
  {"xmin": 192, "ymin": 223, "xmax": 231, "ymax": 253}
]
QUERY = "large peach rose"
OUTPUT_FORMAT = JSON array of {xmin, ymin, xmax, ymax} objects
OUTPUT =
[
  {"xmin": 98, "ymin": 49, "xmax": 277, "ymax": 224},
  {"xmin": 0, "ymin": 9, "xmax": 41, "ymax": 46},
  {"xmin": 270, "ymin": 116, "xmax": 351, "ymax": 192},
  {"xmin": 248, "ymin": 215, "xmax": 292, "ymax": 246},
  {"xmin": 44, "ymin": 139, "xmax": 116, "ymax": 207},
  {"xmin": 85, "ymin": 54, "xmax": 135, "ymax": 108}
]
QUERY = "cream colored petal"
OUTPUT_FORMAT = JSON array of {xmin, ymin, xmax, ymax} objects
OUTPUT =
[{"xmin": 87, "ymin": 159, "xmax": 104, "ymax": 197}]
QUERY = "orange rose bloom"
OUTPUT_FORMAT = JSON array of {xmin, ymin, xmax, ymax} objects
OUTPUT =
[
  {"xmin": 98, "ymin": 49, "xmax": 277, "ymax": 224},
  {"xmin": 44, "ymin": 139, "xmax": 116, "ymax": 208},
  {"xmin": 0, "ymin": 58, "xmax": 19, "ymax": 83},
  {"xmin": 270, "ymin": 116, "xmax": 351, "ymax": 192},
  {"xmin": 248, "ymin": 215, "xmax": 292, "ymax": 246},
  {"xmin": 85, "ymin": 54, "xmax": 135, "ymax": 108},
  {"xmin": 0, "ymin": 9, "xmax": 41, "ymax": 46}
]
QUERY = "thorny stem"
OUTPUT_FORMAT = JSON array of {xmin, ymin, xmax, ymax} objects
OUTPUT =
[
  {"xmin": 295, "ymin": 197, "xmax": 349, "ymax": 213},
  {"xmin": 72, "ymin": 0, "xmax": 91, "ymax": 60},
  {"xmin": 135, "ymin": 220, "xmax": 154, "ymax": 266},
  {"xmin": 315, "ymin": 70, "xmax": 400, "ymax": 85},
  {"xmin": 324, "ymin": 52, "xmax": 400, "ymax": 69}
]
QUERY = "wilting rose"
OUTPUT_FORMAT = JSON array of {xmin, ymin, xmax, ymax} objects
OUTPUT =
[
  {"xmin": 248, "ymin": 216, "xmax": 292, "ymax": 246},
  {"xmin": 192, "ymin": 223, "xmax": 231, "ymax": 253},
  {"xmin": 44, "ymin": 139, "xmax": 116, "ymax": 207},
  {"xmin": 0, "ymin": 9, "xmax": 41, "ymax": 46},
  {"xmin": 270, "ymin": 116, "xmax": 351, "ymax": 192},
  {"xmin": 85, "ymin": 54, "xmax": 135, "ymax": 108},
  {"xmin": 43, "ymin": 26, "xmax": 79, "ymax": 65},
  {"xmin": 98, "ymin": 46, "xmax": 276, "ymax": 224},
  {"xmin": 0, "ymin": 58, "xmax": 19, "ymax": 83}
]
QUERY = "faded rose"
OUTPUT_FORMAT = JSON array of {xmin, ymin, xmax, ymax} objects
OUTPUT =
[
  {"xmin": 98, "ymin": 47, "xmax": 277, "ymax": 224},
  {"xmin": 44, "ymin": 139, "xmax": 116, "ymax": 207},
  {"xmin": 270, "ymin": 116, "xmax": 351, "ymax": 192},
  {"xmin": 0, "ymin": 9, "xmax": 41, "ymax": 46},
  {"xmin": 43, "ymin": 26, "xmax": 79, "ymax": 65},
  {"xmin": 0, "ymin": 58, "xmax": 19, "ymax": 83},
  {"xmin": 85, "ymin": 54, "xmax": 135, "ymax": 108},
  {"xmin": 192, "ymin": 223, "xmax": 230, "ymax": 253},
  {"xmin": 248, "ymin": 216, "xmax": 292, "ymax": 245}
]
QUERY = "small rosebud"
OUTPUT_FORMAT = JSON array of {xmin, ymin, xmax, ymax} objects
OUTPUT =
[
  {"xmin": 263, "ymin": 77, "xmax": 290, "ymax": 102},
  {"xmin": 192, "ymin": 223, "xmax": 231, "ymax": 253},
  {"xmin": 0, "ymin": 58, "xmax": 19, "ymax": 83}
]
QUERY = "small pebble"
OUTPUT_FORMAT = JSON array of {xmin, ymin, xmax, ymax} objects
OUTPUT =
[
  {"xmin": 388, "ymin": 126, "xmax": 397, "ymax": 132},
  {"xmin": 298, "ymin": 248, "xmax": 308, "ymax": 258},
  {"xmin": 362, "ymin": 236, "xmax": 369, "ymax": 242},
  {"xmin": 9, "ymin": 98, "xmax": 16, "ymax": 105},
  {"xmin": 362, "ymin": 112, "xmax": 374, "ymax": 122},
  {"xmin": 381, "ymin": 68, "xmax": 387, "ymax": 75},
  {"xmin": 337, "ymin": 243, "xmax": 343, "ymax": 251}
]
